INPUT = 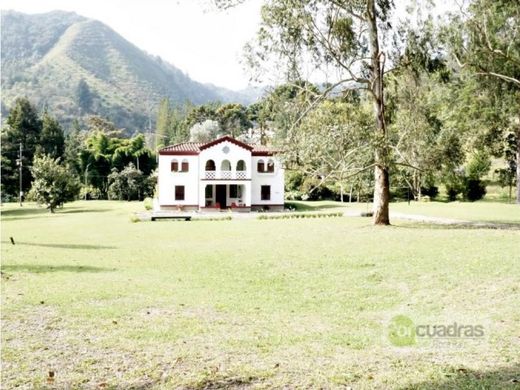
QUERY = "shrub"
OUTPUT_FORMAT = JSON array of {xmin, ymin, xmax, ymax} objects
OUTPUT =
[
  {"xmin": 464, "ymin": 179, "xmax": 487, "ymax": 201},
  {"xmin": 143, "ymin": 197, "xmax": 153, "ymax": 210},
  {"xmin": 129, "ymin": 214, "xmax": 140, "ymax": 223},
  {"xmin": 257, "ymin": 212, "xmax": 343, "ymax": 220},
  {"xmin": 421, "ymin": 185, "xmax": 439, "ymax": 199},
  {"xmin": 80, "ymin": 185, "xmax": 102, "ymax": 200},
  {"xmin": 285, "ymin": 171, "xmax": 304, "ymax": 192}
]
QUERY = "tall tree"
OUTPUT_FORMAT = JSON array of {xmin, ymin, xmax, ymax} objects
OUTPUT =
[
  {"xmin": 1, "ymin": 97, "xmax": 42, "ymax": 197},
  {"xmin": 246, "ymin": 0, "xmax": 395, "ymax": 224},
  {"xmin": 444, "ymin": 0, "xmax": 520, "ymax": 203},
  {"xmin": 155, "ymin": 97, "xmax": 172, "ymax": 148},
  {"xmin": 38, "ymin": 111, "xmax": 65, "ymax": 158},
  {"xmin": 215, "ymin": 103, "xmax": 251, "ymax": 137},
  {"xmin": 76, "ymin": 79, "xmax": 93, "ymax": 114}
]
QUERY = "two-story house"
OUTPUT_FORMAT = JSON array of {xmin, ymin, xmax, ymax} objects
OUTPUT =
[{"xmin": 157, "ymin": 136, "xmax": 284, "ymax": 211}]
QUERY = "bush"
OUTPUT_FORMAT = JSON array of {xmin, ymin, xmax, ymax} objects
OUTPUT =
[
  {"xmin": 285, "ymin": 190, "xmax": 304, "ymax": 200},
  {"xmin": 80, "ymin": 185, "xmax": 102, "ymax": 200},
  {"xmin": 464, "ymin": 179, "xmax": 487, "ymax": 201},
  {"xmin": 421, "ymin": 185, "xmax": 439, "ymax": 199},
  {"xmin": 285, "ymin": 171, "xmax": 304, "ymax": 191},
  {"xmin": 257, "ymin": 212, "xmax": 343, "ymax": 220},
  {"xmin": 29, "ymin": 155, "xmax": 80, "ymax": 212},
  {"xmin": 301, "ymin": 177, "xmax": 334, "ymax": 200},
  {"xmin": 129, "ymin": 214, "xmax": 140, "ymax": 223},
  {"xmin": 143, "ymin": 197, "xmax": 153, "ymax": 210}
]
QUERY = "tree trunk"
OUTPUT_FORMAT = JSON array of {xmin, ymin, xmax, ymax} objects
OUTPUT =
[
  {"xmin": 516, "ymin": 127, "xmax": 520, "ymax": 205},
  {"xmin": 367, "ymin": 0, "xmax": 390, "ymax": 225}
]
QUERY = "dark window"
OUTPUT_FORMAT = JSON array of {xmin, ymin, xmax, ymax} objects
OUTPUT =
[
  {"xmin": 230, "ymin": 185, "xmax": 238, "ymax": 198},
  {"xmin": 257, "ymin": 161, "xmax": 265, "ymax": 173},
  {"xmin": 181, "ymin": 161, "xmax": 189, "ymax": 172},
  {"xmin": 205, "ymin": 160, "xmax": 216, "ymax": 171},
  {"xmin": 221, "ymin": 160, "xmax": 231, "ymax": 171},
  {"xmin": 266, "ymin": 160, "xmax": 275, "ymax": 173},
  {"xmin": 171, "ymin": 160, "xmax": 179, "ymax": 172},
  {"xmin": 236, "ymin": 160, "xmax": 246, "ymax": 171},
  {"xmin": 205, "ymin": 185, "xmax": 213, "ymax": 198},
  {"xmin": 175, "ymin": 186, "xmax": 185, "ymax": 201},
  {"xmin": 261, "ymin": 185, "xmax": 271, "ymax": 200}
]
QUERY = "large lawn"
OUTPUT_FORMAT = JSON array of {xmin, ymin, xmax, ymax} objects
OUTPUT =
[{"xmin": 1, "ymin": 201, "xmax": 519, "ymax": 389}]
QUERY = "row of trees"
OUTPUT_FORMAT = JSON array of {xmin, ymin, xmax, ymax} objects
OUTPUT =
[
  {"xmin": 154, "ymin": 100, "xmax": 253, "ymax": 147},
  {"xmin": 232, "ymin": 0, "xmax": 519, "ymax": 224},
  {"xmin": 1, "ymin": 98, "xmax": 157, "ymax": 211}
]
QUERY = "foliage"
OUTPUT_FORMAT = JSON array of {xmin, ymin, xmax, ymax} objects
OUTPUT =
[
  {"xmin": 1, "ymin": 11, "xmax": 255, "ymax": 133},
  {"xmin": 257, "ymin": 211, "xmax": 343, "ymax": 220},
  {"xmin": 79, "ymin": 185, "xmax": 102, "ymax": 200},
  {"xmin": 189, "ymin": 119, "xmax": 222, "ymax": 142},
  {"xmin": 28, "ymin": 155, "xmax": 80, "ymax": 212},
  {"xmin": 107, "ymin": 163, "xmax": 155, "ymax": 201},
  {"xmin": 37, "ymin": 111, "xmax": 65, "ymax": 158},
  {"xmin": 215, "ymin": 103, "xmax": 251, "ymax": 137},
  {"xmin": 79, "ymin": 128, "xmax": 156, "ymax": 198},
  {"xmin": 1, "ymin": 97, "xmax": 42, "ymax": 197},
  {"xmin": 143, "ymin": 197, "xmax": 153, "ymax": 210},
  {"xmin": 76, "ymin": 79, "xmax": 93, "ymax": 114}
]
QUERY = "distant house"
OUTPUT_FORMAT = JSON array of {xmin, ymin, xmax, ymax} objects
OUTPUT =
[{"xmin": 157, "ymin": 136, "xmax": 284, "ymax": 212}]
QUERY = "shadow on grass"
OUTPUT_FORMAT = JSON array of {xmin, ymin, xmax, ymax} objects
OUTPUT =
[
  {"xmin": 401, "ymin": 364, "xmax": 520, "ymax": 389},
  {"xmin": 1, "ymin": 264, "xmax": 115, "ymax": 274},
  {"xmin": 1, "ymin": 207, "xmax": 110, "ymax": 218},
  {"xmin": 1, "ymin": 241, "xmax": 116, "ymax": 249}
]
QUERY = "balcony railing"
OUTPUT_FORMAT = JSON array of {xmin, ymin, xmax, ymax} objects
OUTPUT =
[{"xmin": 204, "ymin": 171, "xmax": 249, "ymax": 180}]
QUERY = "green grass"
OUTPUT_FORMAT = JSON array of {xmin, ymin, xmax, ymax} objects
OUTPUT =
[
  {"xmin": 287, "ymin": 199, "xmax": 520, "ymax": 224},
  {"xmin": 1, "ymin": 201, "xmax": 520, "ymax": 389},
  {"xmin": 390, "ymin": 201, "xmax": 520, "ymax": 224}
]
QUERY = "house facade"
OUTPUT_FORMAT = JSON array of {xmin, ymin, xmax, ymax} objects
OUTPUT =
[{"xmin": 157, "ymin": 136, "xmax": 284, "ymax": 212}]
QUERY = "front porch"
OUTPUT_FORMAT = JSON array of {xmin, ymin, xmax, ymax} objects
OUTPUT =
[{"xmin": 199, "ymin": 182, "xmax": 251, "ymax": 211}]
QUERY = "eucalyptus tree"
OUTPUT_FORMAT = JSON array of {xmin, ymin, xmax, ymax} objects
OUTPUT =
[
  {"xmin": 242, "ymin": 0, "xmax": 396, "ymax": 224},
  {"xmin": 443, "ymin": 0, "xmax": 520, "ymax": 203},
  {"xmin": 286, "ymin": 98, "xmax": 374, "ymax": 199}
]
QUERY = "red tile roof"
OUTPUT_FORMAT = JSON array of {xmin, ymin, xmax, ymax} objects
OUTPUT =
[{"xmin": 159, "ymin": 136, "xmax": 280, "ymax": 156}]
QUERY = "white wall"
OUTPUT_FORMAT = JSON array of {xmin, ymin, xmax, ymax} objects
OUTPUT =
[
  {"xmin": 158, "ymin": 155, "xmax": 199, "ymax": 206},
  {"xmin": 251, "ymin": 156, "xmax": 284, "ymax": 205},
  {"xmin": 198, "ymin": 140, "xmax": 252, "ymax": 179},
  {"xmin": 158, "ymin": 140, "xmax": 285, "ymax": 209}
]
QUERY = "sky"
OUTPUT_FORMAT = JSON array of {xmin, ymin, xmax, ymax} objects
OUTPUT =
[
  {"xmin": 0, "ymin": 0, "xmax": 264, "ymax": 90},
  {"xmin": 1, "ymin": 0, "xmax": 458, "ymax": 91}
]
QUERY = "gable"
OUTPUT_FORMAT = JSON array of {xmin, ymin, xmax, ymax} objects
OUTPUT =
[{"xmin": 199, "ymin": 136, "xmax": 253, "ymax": 152}]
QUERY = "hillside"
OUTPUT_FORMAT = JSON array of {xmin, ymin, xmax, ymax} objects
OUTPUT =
[{"xmin": 1, "ymin": 10, "xmax": 260, "ymax": 133}]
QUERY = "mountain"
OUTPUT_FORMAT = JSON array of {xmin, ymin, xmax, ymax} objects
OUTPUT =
[{"xmin": 1, "ymin": 10, "xmax": 260, "ymax": 133}]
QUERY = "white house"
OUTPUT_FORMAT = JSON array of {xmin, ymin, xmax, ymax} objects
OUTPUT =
[{"xmin": 157, "ymin": 136, "xmax": 284, "ymax": 212}]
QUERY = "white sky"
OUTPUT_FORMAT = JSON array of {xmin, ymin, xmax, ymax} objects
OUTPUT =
[
  {"xmin": 0, "ymin": 0, "xmax": 264, "ymax": 90},
  {"xmin": 1, "ymin": 0, "xmax": 458, "ymax": 90}
]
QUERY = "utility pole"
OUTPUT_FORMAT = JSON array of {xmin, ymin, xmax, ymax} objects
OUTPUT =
[
  {"xmin": 84, "ymin": 163, "xmax": 91, "ymax": 201},
  {"xmin": 18, "ymin": 142, "xmax": 23, "ymax": 207}
]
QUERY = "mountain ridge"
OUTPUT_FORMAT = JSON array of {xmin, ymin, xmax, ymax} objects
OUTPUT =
[{"xmin": 1, "ymin": 10, "xmax": 261, "ymax": 133}]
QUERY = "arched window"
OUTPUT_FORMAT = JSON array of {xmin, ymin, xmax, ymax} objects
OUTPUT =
[
  {"xmin": 236, "ymin": 160, "xmax": 246, "ymax": 171},
  {"xmin": 221, "ymin": 160, "xmax": 231, "ymax": 171},
  {"xmin": 171, "ymin": 159, "xmax": 179, "ymax": 172},
  {"xmin": 266, "ymin": 159, "xmax": 275, "ymax": 173},
  {"xmin": 181, "ymin": 159, "xmax": 189, "ymax": 172},
  {"xmin": 205, "ymin": 159, "xmax": 216, "ymax": 171},
  {"xmin": 257, "ymin": 159, "xmax": 265, "ymax": 173}
]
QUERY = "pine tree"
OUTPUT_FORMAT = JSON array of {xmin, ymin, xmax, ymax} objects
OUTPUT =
[{"xmin": 1, "ymin": 97, "xmax": 42, "ymax": 197}]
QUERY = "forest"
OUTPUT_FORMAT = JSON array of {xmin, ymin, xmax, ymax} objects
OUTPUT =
[{"xmin": 1, "ymin": 0, "xmax": 518, "ymax": 219}]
